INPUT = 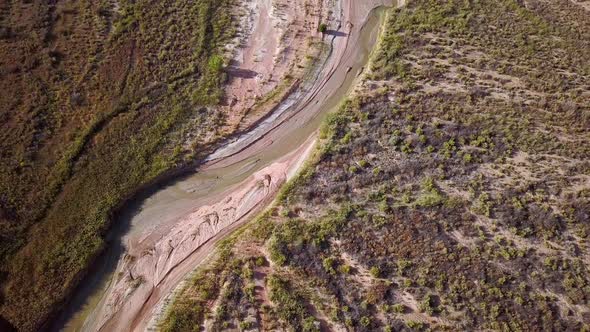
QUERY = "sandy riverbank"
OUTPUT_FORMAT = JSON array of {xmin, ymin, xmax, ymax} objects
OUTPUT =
[{"xmin": 86, "ymin": 136, "xmax": 317, "ymax": 331}]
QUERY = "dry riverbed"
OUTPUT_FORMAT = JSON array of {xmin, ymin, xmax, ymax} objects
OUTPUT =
[{"xmin": 65, "ymin": 0, "xmax": 399, "ymax": 330}]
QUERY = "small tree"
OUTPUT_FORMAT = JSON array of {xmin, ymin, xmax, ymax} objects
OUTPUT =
[
  {"xmin": 207, "ymin": 54, "xmax": 224, "ymax": 72},
  {"xmin": 318, "ymin": 23, "xmax": 328, "ymax": 34}
]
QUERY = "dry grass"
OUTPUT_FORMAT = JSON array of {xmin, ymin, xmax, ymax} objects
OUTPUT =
[
  {"xmin": 160, "ymin": 0, "xmax": 590, "ymax": 331},
  {"xmin": 0, "ymin": 0, "xmax": 238, "ymax": 329}
]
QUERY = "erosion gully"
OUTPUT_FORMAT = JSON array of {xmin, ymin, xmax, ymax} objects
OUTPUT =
[{"xmin": 54, "ymin": 4, "xmax": 390, "ymax": 332}]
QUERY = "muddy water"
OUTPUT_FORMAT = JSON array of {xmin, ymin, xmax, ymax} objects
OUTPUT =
[{"xmin": 56, "ymin": 7, "xmax": 387, "ymax": 332}]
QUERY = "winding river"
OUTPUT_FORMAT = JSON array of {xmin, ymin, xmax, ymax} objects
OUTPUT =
[{"xmin": 54, "ymin": 3, "xmax": 391, "ymax": 331}]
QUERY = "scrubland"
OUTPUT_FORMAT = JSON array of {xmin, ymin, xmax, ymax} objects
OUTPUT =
[
  {"xmin": 0, "ymin": 0, "xmax": 236, "ymax": 329},
  {"xmin": 161, "ymin": 0, "xmax": 590, "ymax": 331}
]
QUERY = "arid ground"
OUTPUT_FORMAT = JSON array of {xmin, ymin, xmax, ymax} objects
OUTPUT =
[
  {"xmin": 159, "ymin": 0, "xmax": 590, "ymax": 331},
  {"xmin": 1, "ymin": 0, "xmax": 589, "ymax": 331}
]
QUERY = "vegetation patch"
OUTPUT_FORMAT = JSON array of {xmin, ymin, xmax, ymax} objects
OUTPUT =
[{"xmin": 0, "ymin": 0, "xmax": 238, "ymax": 329}]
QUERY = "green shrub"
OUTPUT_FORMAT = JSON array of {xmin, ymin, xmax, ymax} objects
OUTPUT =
[
  {"xmin": 369, "ymin": 266, "xmax": 381, "ymax": 278},
  {"xmin": 360, "ymin": 316, "xmax": 371, "ymax": 327},
  {"xmin": 392, "ymin": 303, "xmax": 406, "ymax": 313}
]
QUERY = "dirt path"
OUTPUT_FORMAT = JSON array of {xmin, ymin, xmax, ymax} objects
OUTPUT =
[{"xmin": 78, "ymin": 0, "xmax": 398, "ymax": 331}]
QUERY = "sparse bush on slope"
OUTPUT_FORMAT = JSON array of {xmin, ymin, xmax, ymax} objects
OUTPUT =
[{"xmin": 0, "ymin": 0, "xmax": 236, "ymax": 329}]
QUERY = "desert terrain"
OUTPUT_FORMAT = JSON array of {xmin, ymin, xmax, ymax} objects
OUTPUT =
[{"xmin": 1, "ymin": 0, "xmax": 588, "ymax": 331}]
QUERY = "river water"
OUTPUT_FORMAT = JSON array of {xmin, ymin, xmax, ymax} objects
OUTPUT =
[{"xmin": 54, "ymin": 6, "xmax": 388, "ymax": 331}]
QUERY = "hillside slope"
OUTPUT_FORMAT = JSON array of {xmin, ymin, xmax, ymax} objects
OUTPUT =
[
  {"xmin": 0, "ymin": 0, "xmax": 234, "ymax": 329},
  {"xmin": 160, "ymin": 0, "xmax": 590, "ymax": 331}
]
